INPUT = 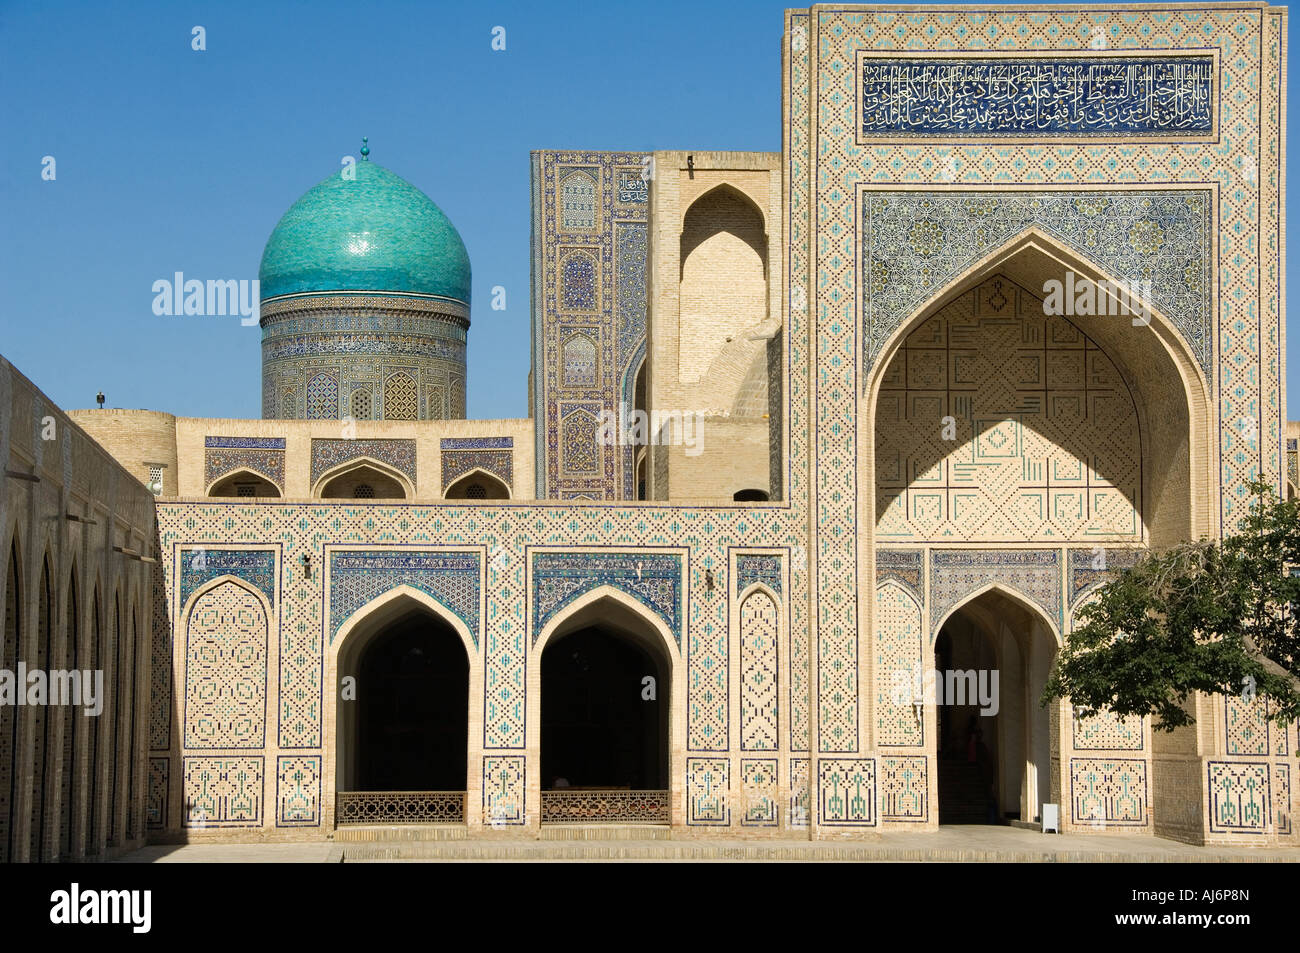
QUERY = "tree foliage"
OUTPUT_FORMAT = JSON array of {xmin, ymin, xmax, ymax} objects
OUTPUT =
[{"xmin": 1043, "ymin": 482, "xmax": 1300, "ymax": 734}]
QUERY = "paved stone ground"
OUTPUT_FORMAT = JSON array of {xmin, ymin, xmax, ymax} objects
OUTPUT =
[{"xmin": 115, "ymin": 826, "xmax": 1300, "ymax": 863}]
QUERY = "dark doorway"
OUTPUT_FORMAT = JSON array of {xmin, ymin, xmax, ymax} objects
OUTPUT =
[
  {"xmin": 355, "ymin": 609, "xmax": 468, "ymax": 791},
  {"xmin": 541, "ymin": 624, "xmax": 668, "ymax": 790}
]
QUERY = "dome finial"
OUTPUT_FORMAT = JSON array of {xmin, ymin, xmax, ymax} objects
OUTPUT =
[{"xmin": 360, "ymin": 136, "xmax": 370, "ymax": 160}]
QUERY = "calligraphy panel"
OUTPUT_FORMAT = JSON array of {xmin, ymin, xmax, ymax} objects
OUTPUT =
[{"xmin": 859, "ymin": 52, "xmax": 1217, "ymax": 142}]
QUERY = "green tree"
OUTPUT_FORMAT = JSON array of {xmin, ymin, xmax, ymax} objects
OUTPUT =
[{"xmin": 1043, "ymin": 482, "xmax": 1300, "ymax": 741}]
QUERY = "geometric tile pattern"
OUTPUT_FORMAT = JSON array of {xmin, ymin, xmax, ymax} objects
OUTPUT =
[
  {"xmin": 531, "ymin": 151, "xmax": 649, "ymax": 500},
  {"xmin": 531, "ymin": 551, "xmax": 681, "ymax": 648},
  {"xmin": 686, "ymin": 757, "xmax": 730, "ymax": 825},
  {"xmin": 1068, "ymin": 546, "xmax": 1143, "ymax": 607},
  {"xmin": 875, "ymin": 279, "xmax": 1143, "ymax": 543},
  {"xmin": 739, "ymin": 590, "xmax": 779, "ymax": 751},
  {"xmin": 482, "ymin": 755, "xmax": 525, "ymax": 826},
  {"xmin": 861, "ymin": 189, "xmax": 1212, "ymax": 376},
  {"xmin": 328, "ymin": 550, "xmax": 481, "ymax": 647},
  {"xmin": 440, "ymin": 449, "xmax": 512, "ymax": 492},
  {"xmin": 929, "ymin": 549, "xmax": 1061, "ymax": 634},
  {"xmin": 147, "ymin": 758, "xmax": 168, "ymax": 830},
  {"xmin": 1072, "ymin": 710, "xmax": 1144, "ymax": 751},
  {"xmin": 735, "ymin": 554, "xmax": 783, "ymax": 597},
  {"xmin": 179, "ymin": 548, "xmax": 276, "ymax": 609},
  {"xmin": 1207, "ymin": 761, "xmax": 1271, "ymax": 834},
  {"xmin": 1275, "ymin": 764, "xmax": 1292, "ymax": 836},
  {"xmin": 204, "ymin": 436, "xmax": 288, "ymax": 449},
  {"xmin": 275, "ymin": 756, "xmax": 321, "ymax": 827},
  {"xmin": 182, "ymin": 756, "xmax": 263, "ymax": 827},
  {"xmin": 204, "ymin": 448, "xmax": 285, "ymax": 490},
  {"xmin": 310, "ymin": 438, "xmax": 416, "ymax": 487},
  {"xmin": 875, "ymin": 549, "xmax": 923, "ymax": 603},
  {"xmin": 789, "ymin": 756, "xmax": 810, "ymax": 829},
  {"xmin": 1070, "ymin": 758, "xmax": 1149, "ymax": 827},
  {"xmin": 875, "ymin": 583, "xmax": 923, "ymax": 747},
  {"xmin": 880, "ymin": 755, "xmax": 928, "ymax": 822},
  {"xmin": 818, "ymin": 758, "xmax": 877, "ymax": 827},
  {"xmin": 739, "ymin": 758, "xmax": 778, "ymax": 826},
  {"xmin": 182, "ymin": 580, "xmax": 268, "ymax": 749},
  {"xmin": 1224, "ymin": 696, "xmax": 1269, "ymax": 756}
]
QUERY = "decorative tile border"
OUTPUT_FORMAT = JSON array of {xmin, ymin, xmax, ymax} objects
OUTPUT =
[
  {"xmin": 310, "ymin": 438, "xmax": 416, "ymax": 487},
  {"xmin": 929, "ymin": 549, "xmax": 1061, "ymax": 634},
  {"xmin": 531, "ymin": 550, "xmax": 682, "ymax": 648},
  {"xmin": 328, "ymin": 549, "xmax": 481, "ymax": 647}
]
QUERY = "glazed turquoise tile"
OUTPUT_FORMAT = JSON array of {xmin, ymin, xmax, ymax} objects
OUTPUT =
[{"xmin": 260, "ymin": 160, "xmax": 471, "ymax": 303}]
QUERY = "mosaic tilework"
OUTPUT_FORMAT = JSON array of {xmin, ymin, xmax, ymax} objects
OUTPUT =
[
  {"xmin": 786, "ymin": 9, "xmax": 811, "ymax": 754},
  {"xmin": 929, "ymin": 549, "xmax": 1061, "ymax": 634},
  {"xmin": 1274, "ymin": 764, "xmax": 1291, "ymax": 835},
  {"xmin": 875, "ymin": 281, "xmax": 1143, "ymax": 543},
  {"xmin": 205, "ymin": 436, "xmax": 287, "ymax": 449},
  {"xmin": 261, "ymin": 293, "xmax": 468, "ymax": 422},
  {"xmin": 861, "ymin": 189, "xmax": 1212, "ymax": 376},
  {"xmin": 1207, "ymin": 762, "xmax": 1271, "ymax": 833},
  {"xmin": 1072, "ymin": 710, "xmax": 1143, "ymax": 751},
  {"xmin": 179, "ymin": 549, "xmax": 275, "ymax": 609},
  {"xmin": 1068, "ymin": 546, "xmax": 1144, "ymax": 606},
  {"xmin": 739, "ymin": 758, "xmax": 778, "ymax": 826},
  {"xmin": 880, "ymin": 755, "xmax": 928, "ymax": 822},
  {"xmin": 739, "ymin": 590, "xmax": 779, "ymax": 751},
  {"xmin": 311, "ymin": 438, "xmax": 416, "ymax": 488},
  {"xmin": 182, "ymin": 756, "xmax": 263, "ymax": 827},
  {"xmin": 859, "ymin": 54, "xmax": 1216, "ymax": 140},
  {"xmin": 183, "ymin": 581, "xmax": 268, "ymax": 748},
  {"xmin": 559, "ymin": 405, "xmax": 601, "ymax": 476},
  {"xmin": 1224, "ymin": 696, "xmax": 1269, "ymax": 756},
  {"xmin": 482, "ymin": 755, "xmax": 525, "ymax": 825},
  {"xmin": 149, "ymin": 563, "xmax": 171, "ymax": 750},
  {"xmin": 789, "ymin": 757, "xmax": 810, "ymax": 828},
  {"xmin": 441, "ymin": 437, "xmax": 513, "ymax": 451},
  {"xmin": 275, "ymin": 756, "xmax": 321, "ymax": 827},
  {"xmin": 147, "ymin": 758, "xmax": 168, "ymax": 830},
  {"xmin": 687, "ymin": 757, "xmax": 730, "ymax": 825},
  {"xmin": 875, "ymin": 549, "xmax": 923, "ymax": 603},
  {"xmin": 560, "ymin": 252, "xmax": 598, "ymax": 312},
  {"xmin": 818, "ymin": 758, "xmax": 877, "ymax": 826},
  {"xmin": 441, "ymin": 450, "xmax": 512, "ymax": 492},
  {"xmin": 204, "ymin": 448, "xmax": 285, "ymax": 490},
  {"xmin": 158, "ymin": 502, "xmax": 798, "ymax": 756},
  {"xmin": 531, "ymin": 152, "xmax": 649, "ymax": 500},
  {"xmin": 735, "ymin": 554, "xmax": 782, "ymax": 597},
  {"xmin": 531, "ymin": 551, "xmax": 682, "ymax": 648},
  {"xmin": 875, "ymin": 583, "xmax": 923, "ymax": 747},
  {"xmin": 1070, "ymin": 758, "xmax": 1148, "ymax": 826},
  {"xmin": 328, "ymin": 550, "xmax": 481, "ymax": 647}
]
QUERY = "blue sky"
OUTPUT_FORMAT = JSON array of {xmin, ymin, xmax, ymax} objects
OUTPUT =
[{"xmin": 0, "ymin": 1, "xmax": 1294, "ymax": 423}]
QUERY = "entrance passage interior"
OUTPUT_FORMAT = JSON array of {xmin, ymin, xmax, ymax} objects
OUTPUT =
[
  {"xmin": 540, "ymin": 597, "xmax": 670, "ymax": 823},
  {"xmin": 337, "ymin": 598, "xmax": 468, "ymax": 823},
  {"xmin": 935, "ymin": 589, "xmax": 1056, "ymax": 826}
]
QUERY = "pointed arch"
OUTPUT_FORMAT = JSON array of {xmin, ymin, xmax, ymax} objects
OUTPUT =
[
  {"xmin": 85, "ymin": 580, "xmax": 103, "ymax": 856},
  {"xmin": 737, "ymin": 584, "xmax": 781, "ymax": 752},
  {"xmin": 444, "ymin": 469, "xmax": 511, "ymax": 501},
  {"xmin": 30, "ymin": 551, "xmax": 54, "ymax": 859},
  {"xmin": 207, "ymin": 468, "xmax": 282, "ymax": 498},
  {"xmin": 325, "ymin": 586, "xmax": 481, "ymax": 827},
  {"xmin": 0, "ymin": 536, "xmax": 21, "ymax": 862},
  {"xmin": 865, "ymin": 226, "xmax": 1214, "ymax": 549},
  {"xmin": 313, "ymin": 457, "xmax": 413, "ymax": 500},
  {"xmin": 932, "ymin": 581, "xmax": 1063, "ymax": 649},
  {"xmin": 59, "ymin": 558, "xmax": 80, "ymax": 860}
]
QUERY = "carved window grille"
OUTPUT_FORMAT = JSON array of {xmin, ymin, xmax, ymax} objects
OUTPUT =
[
  {"xmin": 353, "ymin": 484, "xmax": 374, "ymax": 499},
  {"xmin": 335, "ymin": 791, "xmax": 465, "ymax": 825},
  {"xmin": 540, "ymin": 790, "xmax": 670, "ymax": 824},
  {"xmin": 351, "ymin": 388, "xmax": 372, "ymax": 420},
  {"xmin": 384, "ymin": 372, "xmax": 418, "ymax": 420}
]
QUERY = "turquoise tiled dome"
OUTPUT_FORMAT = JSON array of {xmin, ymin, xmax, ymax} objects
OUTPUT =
[{"xmin": 259, "ymin": 160, "xmax": 471, "ymax": 303}]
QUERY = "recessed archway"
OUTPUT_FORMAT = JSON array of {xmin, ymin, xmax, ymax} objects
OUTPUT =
[
  {"xmin": 444, "ymin": 470, "xmax": 510, "ymax": 500},
  {"xmin": 316, "ymin": 460, "xmax": 410, "ymax": 500},
  {"xmin": 932, "ymin": 586, "xmax": 1060, "ymax": 827},
  {"xmin": 535, "ymin": 590, "xmax": 677, "ymax": 824},
  {"xmin": 331, "ymin": 590, "xmax": 474, "ymax": 825},
  {"xmin": 208, "ymin": 470, "xmax": 281, "ymax": 498}
]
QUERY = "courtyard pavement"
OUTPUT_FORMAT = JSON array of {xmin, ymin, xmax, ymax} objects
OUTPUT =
[{"xmin": 113, "ymin": 825, "xmax": 1300, "ymax": 862}]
